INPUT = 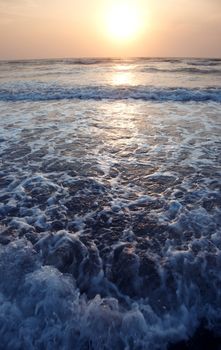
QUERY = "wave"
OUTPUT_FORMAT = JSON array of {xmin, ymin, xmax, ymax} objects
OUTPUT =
[
  {"xmin": 0, "ymin": 95, "xmax": 221, "ymax": 349},
  {"xmin": 0, "ymin": 58, "xmax": 134, "ymax": 67},
  {"xmin": 141, "ymin": 67, "xmax": 221, "ymax": 75},
  {"xmin": 0, "ymin": 83, "xmax": 221, "ymax": 103},
  {"xmin": 185, "ymin": 58, "xmax": 221, "ymax": 67},
  {"xmin": 1, "ymin": 57, "xmax": 221, "ymax": 67}
]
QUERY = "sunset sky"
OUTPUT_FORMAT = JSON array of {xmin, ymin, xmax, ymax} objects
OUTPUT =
[{"xmin": 0, "ymin": 0, "xmax": 220, "ymax": 60}]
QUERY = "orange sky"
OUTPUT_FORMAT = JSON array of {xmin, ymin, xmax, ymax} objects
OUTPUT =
[{"xmin": 0, "ymin": 0, "xmax": 220, "ymax": 59}]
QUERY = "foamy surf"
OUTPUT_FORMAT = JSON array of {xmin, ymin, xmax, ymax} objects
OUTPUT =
[{"xmin": 0, "ymin": 58, "xmax": 221, "ymax": 349}]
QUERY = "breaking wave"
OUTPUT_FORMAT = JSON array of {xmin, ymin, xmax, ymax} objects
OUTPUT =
[{"xmin": 0, "ymin": 83, "xmax": 221, "ymax": 102}]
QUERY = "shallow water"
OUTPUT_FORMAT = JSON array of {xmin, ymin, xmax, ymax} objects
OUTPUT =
[{"xmin": 0, "ymin": 58, "xmax": 221, "ymax": 349}]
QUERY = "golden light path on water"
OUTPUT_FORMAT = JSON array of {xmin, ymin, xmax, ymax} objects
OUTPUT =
[{"xmin": 111, "ymin": 65, "xmax": 135, "ymax": 86}]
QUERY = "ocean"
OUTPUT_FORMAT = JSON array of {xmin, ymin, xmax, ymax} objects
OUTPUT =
[{"xmin": 0, "ymin": 57, "xmax": 221, "ymax": 349}]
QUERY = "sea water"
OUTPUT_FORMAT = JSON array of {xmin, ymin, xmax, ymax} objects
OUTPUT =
[{"xmin": 0, "ymin": 58, "xmax": 221, "ymax": 349}]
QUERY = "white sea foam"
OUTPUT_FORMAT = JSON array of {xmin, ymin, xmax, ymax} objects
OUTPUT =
[{"xmin": 0, "ymin": 59, "xmax": 221, "ymax": 349}]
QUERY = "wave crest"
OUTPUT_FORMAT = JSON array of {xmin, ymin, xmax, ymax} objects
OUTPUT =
[{"xmin": 1, "ymin": 83, "xmax": 221, "ymax": 103}]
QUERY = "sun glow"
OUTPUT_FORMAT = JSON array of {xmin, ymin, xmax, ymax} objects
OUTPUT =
[{"xmin": 105, "ymin": 2, "xmax": 142, "ymax": 42}]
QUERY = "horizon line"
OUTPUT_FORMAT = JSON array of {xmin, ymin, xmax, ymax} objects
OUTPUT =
[{"xmin": 0, "ymin": 55, "xmax": 221, "ymax": 63}]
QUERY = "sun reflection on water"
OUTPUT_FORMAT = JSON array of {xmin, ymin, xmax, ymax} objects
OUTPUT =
[
  {"xmin": 99, "ymin": 102, "xmax": 139, "ymax": 150},
  {"xmin": 111, "ymin": 65, "xmax": 135, "ymax": 86}
]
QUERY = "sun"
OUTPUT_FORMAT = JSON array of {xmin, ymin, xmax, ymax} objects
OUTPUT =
[{"xmin": 105, "ymin": 2, "xmax": 142, "ymax": 42}]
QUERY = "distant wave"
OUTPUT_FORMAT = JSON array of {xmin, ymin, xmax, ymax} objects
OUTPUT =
[
  {"xmin": 1, "ymin": 57, "xmax": 221, "ymax": 67},
  {"xmin": 141, "ymin": 67, "xmax": 221, "ymax": 75},
  {"xmin": 0, "ymin": 58, "xmax": 133, "ymax": 66},
  {"xmin": 186, "ymin": 58, "xmax": 221, "ymax": 67},
  {"xmin": 0, "ymin": 83, "xmax": 221, "ymax": 103}
]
